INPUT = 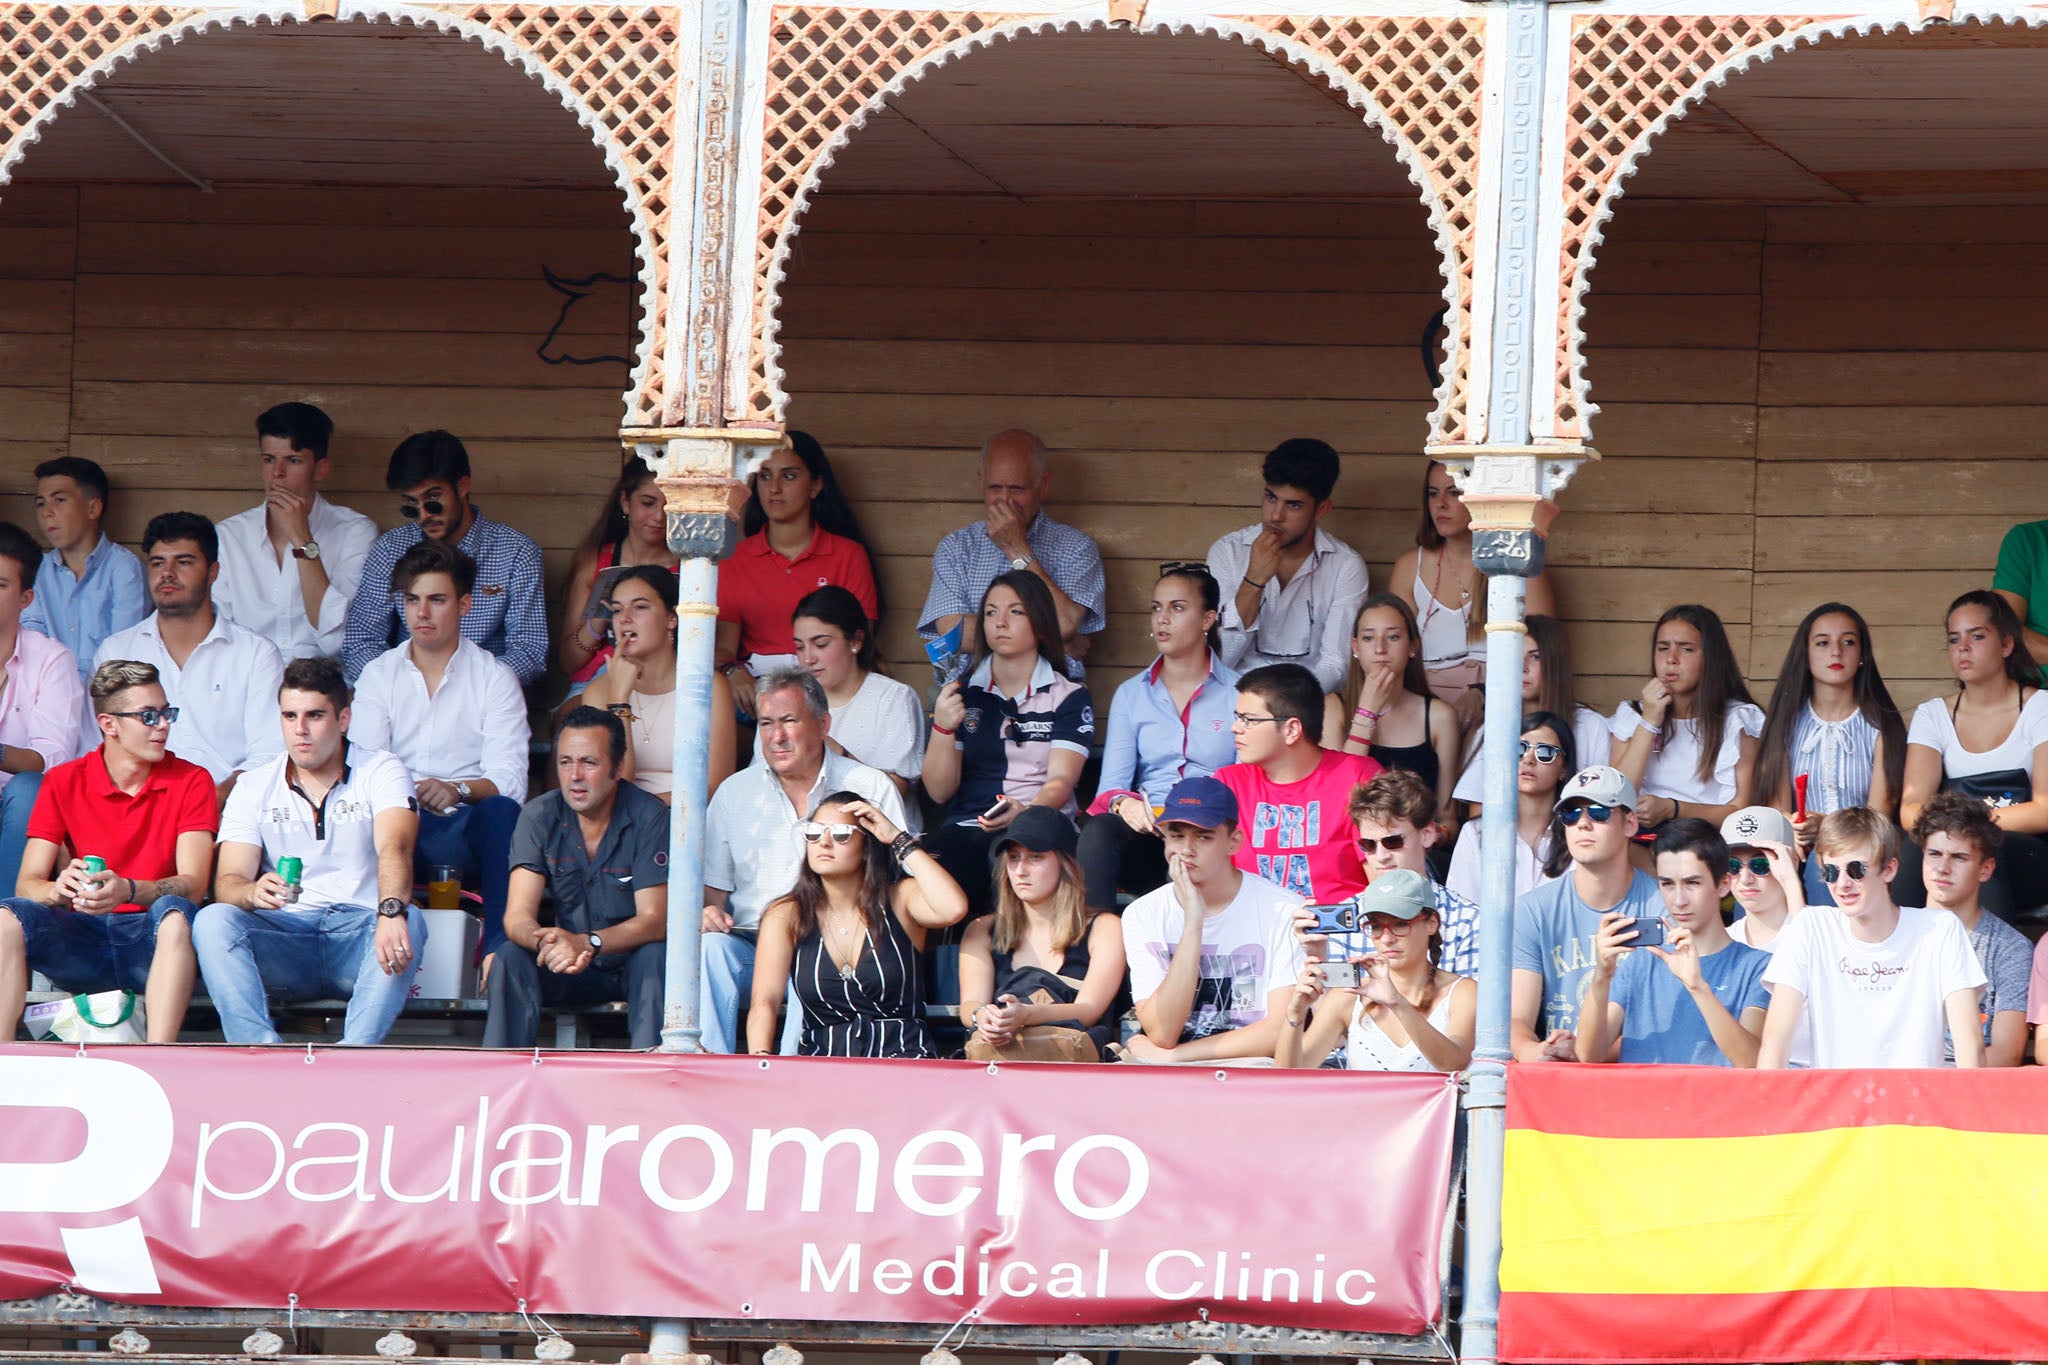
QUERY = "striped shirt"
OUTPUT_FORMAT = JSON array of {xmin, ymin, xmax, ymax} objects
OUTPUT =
[
  {"xmin": 340, "ymin": 506, "xmax": 547, "ymax": 684},
  {"xmin": 917, "ymin": 511, "xmax": 1106, "ymax": 680},
  {"xmin": 790, "ymin": 907, "xmax": 934, "ymax": 1058},
  {"xmin": 1787, "ymin": 704, "xmax": 1880, "ymax": 814}
]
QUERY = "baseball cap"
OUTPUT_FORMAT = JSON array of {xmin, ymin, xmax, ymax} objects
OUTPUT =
[
  {"xmin": 1554, "ymin": 764, "xmax": 1639, "ymax": 813},
  {"xmin": 1356, "ymin": 868, "xmax": 1436, "ymax": 921},
  {"xmin": 1157, "ymin": 775, "xmax": 1239, "ymax": 830},
  {"xmin": 987, "ymin": 805, "xmax": 1078, "ymax": 868},
  {"xmin": 1721, "ymin": 805, "xmax": 1795, "ymax": 850}
]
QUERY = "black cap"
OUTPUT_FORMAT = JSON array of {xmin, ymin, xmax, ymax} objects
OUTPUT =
[{"xmin": 987, "ymin": 805, "xmax": 1078, "ymax": 868}]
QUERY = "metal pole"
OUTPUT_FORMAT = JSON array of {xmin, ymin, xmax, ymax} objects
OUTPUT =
[
  {"xmin": 1460, "ymin": 0, "xmax": 1553, "ymax": 1359},
  {"xmin": 660, "ymin": 554, "xmax": 719, "ymax": 1055}
]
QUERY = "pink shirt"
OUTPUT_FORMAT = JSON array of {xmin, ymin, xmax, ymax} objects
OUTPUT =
[
  {"xmin": 1215, "ymin": 748, "xmax": 1381, "ymax": 903},
  {"xmin": 0, "ymin": 627, "xmax": 84, "ymax": 795}
]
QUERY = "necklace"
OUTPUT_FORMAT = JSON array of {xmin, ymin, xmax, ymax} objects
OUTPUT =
[{"xmin": 825, "ymin": 912, "xmax": 866, "ymax": 980}]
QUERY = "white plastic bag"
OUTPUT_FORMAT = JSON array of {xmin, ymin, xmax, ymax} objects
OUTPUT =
[{"xmin": 24, "ymin": 991, "xmax": 147, "ymax": 1043}]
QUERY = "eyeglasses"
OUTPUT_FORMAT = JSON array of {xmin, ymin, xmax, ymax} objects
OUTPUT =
[
  {"xmin": 107, "ymin": 706, "xmax": 179, "ymax": 727},
  {"xmin": 1232, "ymin": 712, "xmax": 1283, "ymax": 728},
  {"xmin": 1356, "ymin": 833, "xmax": 1409, "ymax": 855},
  {"xmin": 1561, "ymin": 802, "xmax": 1616, "ymax": 826},
  {"xmin": 799, "ymin": 822, "xmax": 858, "ymax": 844},
  {"xmin": 1159, "ymin": 560, "xmax": 1210, "ymax": 579},
  {"xmin": 1366, "ymin": 916, "xmax": 1420, "ymax": 937},
  {"xmin": 1519, "ymin": 741, "xmax": 1563, "ymax": 763},
  {"xmin": 1729, "ymin": 855, "xmax": 1771, "ymax": 876},
  {"xmin": 397, "ymin": 498, "xmax": 446, "ymax": 520},
  {"xmin": 1821, "ymin": 860, "xmax": 1870, "ymax": 884}
]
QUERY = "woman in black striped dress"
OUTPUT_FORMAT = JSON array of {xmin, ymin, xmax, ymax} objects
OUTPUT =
[{"xmin": 746, "ymin": 792, "xmax": 968, "ymax": 1057}]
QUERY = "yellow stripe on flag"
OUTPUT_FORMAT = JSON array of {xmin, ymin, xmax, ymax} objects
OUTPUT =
[{"xmin": 1502, "ymin": 1124, "xmax": 2048, "ymax": 1295}]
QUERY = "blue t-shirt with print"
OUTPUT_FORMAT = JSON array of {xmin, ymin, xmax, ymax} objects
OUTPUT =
[
  {"xmin": 1511, "ymin": 869, "xmax": 1663, "ymax": 1037},
  {"xmin": 1611, "ymin": 938, "xmax": 1771, "ymax": 1065}
]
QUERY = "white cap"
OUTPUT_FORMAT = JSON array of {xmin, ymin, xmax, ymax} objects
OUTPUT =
[{"xmin": 1721, "ymin": 805, "xmax": 1795, "ymax": 849}]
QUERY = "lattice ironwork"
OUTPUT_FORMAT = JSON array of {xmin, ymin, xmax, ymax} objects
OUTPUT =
[
  {"xmin": 1554, "ymin": 13, "xmax": 1838, "ymax": 440},
  {"xmin": 1, "ymin": 5, "xmax": 196, "ymax": 178}
]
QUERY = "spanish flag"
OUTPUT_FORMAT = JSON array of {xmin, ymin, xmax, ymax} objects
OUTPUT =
[{"xmin": 1499, "ymin": 1065, "xmax": 2048, "ymax": 1362}]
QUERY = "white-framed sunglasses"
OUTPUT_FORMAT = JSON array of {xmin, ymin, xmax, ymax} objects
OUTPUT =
[{"xmin": 800, "ymin": 821, "xmax": 858, "ymax": 844}]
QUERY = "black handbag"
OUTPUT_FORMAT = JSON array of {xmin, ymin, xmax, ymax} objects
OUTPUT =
[{"xmin": 1939, "ymin": 769, "xmax": 2033, "ymax": 809}]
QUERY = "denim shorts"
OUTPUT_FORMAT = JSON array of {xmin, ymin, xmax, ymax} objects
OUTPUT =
[{"xmin": 2, "ymin": 896, "xmax": 195, "ymax": 994}]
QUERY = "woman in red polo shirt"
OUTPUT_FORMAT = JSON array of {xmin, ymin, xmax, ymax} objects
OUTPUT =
[{"xmin": 715, "ymin": 432, "xmax": 880, "ymax": 719}]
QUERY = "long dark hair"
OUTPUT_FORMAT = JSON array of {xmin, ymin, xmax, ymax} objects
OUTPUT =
[
  {"xmin": 792, "ymin": 585, "xmax": 881, "ymax": 676},
  {"xmin": 1522, "ymin": 709, "xmax": 1578, "ymax": 880},
  {"xmin": 1416, "ymin": 460, "xmax": 1451, "ymax": 551},
  {"xmin": 1525, "ymin": 615, "xmax": 1582, "ymax": 718},
  {"xmin": 1155, "ymin": 564, "xmax": 1222, "ymax": 654},
  {"xmin": 1754, "ymin": 602, "xmax": 1906, "ymax": 812},
  {"xmin": 786, "ymin": 791, "xmax": 893, "ymax": 945},
  {"xmin": 1634, "ymin": 604, "xmax": 1756, "ymax": 787},
  {"xmin": 973, "ymin": 570, "xmax": 1069, "ymax": 679},
  {"xmin": 1339, "ymin": 593, "xmax": 1432, "ymax": 715},
  {"xmin": 579, "ymin": 456, "xmax": 661, "ymax": 554},
  {"xmin": 1947, "ymin": 589, "xmax": 2044, "ymax": 689}
]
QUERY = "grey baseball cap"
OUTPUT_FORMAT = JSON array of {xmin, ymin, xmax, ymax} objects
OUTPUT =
[
  {"xmin": 1355, "ymin": 869, "xmax": 1436, "ymax": 922},
  {"xmin": 1721, "ymin": 805, "xmax": 1795, "ymax": 849},
  {"xmin": 1554, "ymin": 764, "xmax": 1639, "ymax": 812}
]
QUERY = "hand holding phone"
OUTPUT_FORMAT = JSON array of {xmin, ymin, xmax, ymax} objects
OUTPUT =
[
  {"xmin": 1322, "ymin": 959, "xmax": 1360, "ymax": 990},
  {"xmin": 1306, "ymin": 903, "xmax": 1358, "ymax": 935}
]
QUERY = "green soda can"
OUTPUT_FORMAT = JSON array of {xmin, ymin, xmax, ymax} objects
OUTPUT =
[
  {"xmin": 277, "ymin": 856, "xmax": 303, "ymax": 902},
  {"xmin": 82, "ymin": 856, "xmax": 106, "ymax": 875}
]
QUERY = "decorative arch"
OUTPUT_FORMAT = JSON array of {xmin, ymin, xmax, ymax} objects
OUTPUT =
[
  {"xmin": 742, "ymin": 9, "xmax": 1486, "ymax": 444},
  {"xmin": 0, "ymin": 1, "xmax": 682, "ymax": 427}
]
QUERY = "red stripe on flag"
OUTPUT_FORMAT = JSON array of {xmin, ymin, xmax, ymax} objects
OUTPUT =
[
  {"xmin": 1501, "ymin": 1286, "xmax": 2048, "ymax": 1363},
  {"xmin": 1506, "ymin": 1062, "xmax": 2048, "ymax": 1139}
]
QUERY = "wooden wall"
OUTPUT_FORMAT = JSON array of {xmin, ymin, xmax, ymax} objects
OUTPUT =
[{"xmin": 0, "ymin": 182, "xmax": 641, "ymax": 669}]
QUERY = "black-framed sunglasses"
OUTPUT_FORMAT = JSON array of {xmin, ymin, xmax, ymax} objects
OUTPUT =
[
  {"xmin": 107, "ymin": 706, "xmax": 179, "ymax": 727},
  {"xmin": 1002, "ymin": 716, "xmax": 1024, "ymax": 745},
  {"xmin": 1519, "ymin": 740, "xmax": 1563, "ymax": 763},
  {"xmin": 1356, "ymin": 833, "xmax": 1409, "ymax": 855},
  {"xmin": 1561, "ymin": 802, "xmax": 1616, "ymax": 825},
  {"xmin": 398, "ymin": 498, "xmax": 446, "ymax": 520},
  {"xmin": 1821, "ymin": 860, "xmax": 1870, "ymax": 884},
  {"xmin": 1729, "ymin": 855, "xmax": 1771, "ymax": 876}
]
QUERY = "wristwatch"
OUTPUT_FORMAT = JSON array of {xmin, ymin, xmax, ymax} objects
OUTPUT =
[
  {"xmin": 454, "ymin": 780, "xmax": 473, "ymax": 803},
  {"xmin": 1009, "ymin": 554, "xmax": 1033, "ymax": 571},
  {"xmin": 587, "ymin": 932, "xmax": 604, "ymax": 953},
  {"xmin": 377, "ymin": 897, "xmax": 409, "ymax": 919},
  {"xmin": 291, "ymin": 540, "xmax": 321, "ymax": 561}
]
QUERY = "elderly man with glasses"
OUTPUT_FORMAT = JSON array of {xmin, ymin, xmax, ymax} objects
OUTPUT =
[
  {"xmin": 340, "ymin": 430, "xmax": 546, "ymax": 685},
  {"xmin": 0, "ymin": 660, "xmax": 215, "ymax": 1043}
]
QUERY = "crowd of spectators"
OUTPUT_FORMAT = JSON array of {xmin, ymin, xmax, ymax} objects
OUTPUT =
[{"xmin": 4, "ymin": 408, "xmax": 2048, "ymax": 1070}]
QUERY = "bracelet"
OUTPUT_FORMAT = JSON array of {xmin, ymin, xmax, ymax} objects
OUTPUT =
[
  {"xmin": 891, "ymin": 831, "xmax": 922, "ymax": 865},
  {"xmin": 932, "ymin": 722, "xmax": 957, "ymax": 737},
  {"xmin": 126, "ymin": 877, "xmax": 139, "ymax": 904},
  {"xmin": 1243, "ymin": 577, "xmax": 1270, "ymax": 591},
  {"xmin": 1354, "ymin": 706, "xmax": 1382, "ymax": 722}
]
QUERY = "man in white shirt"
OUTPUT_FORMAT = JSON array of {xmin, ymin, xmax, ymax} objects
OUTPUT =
[
  {"xmin": 95, "ymin": 511, "xmax": 285, "ymax": 805},
  {"xmin": 1120, "ymin": 775, "xmax": 1305, "ymax": 1064},
  {"xmin": 1206, "ymin": 439, "xmax": 1369, "ymax": 693},
  {"xmin": 191, "ymin": 655, "xmax": 425, "ymax": 1045},
  {"xmin": 701, "ymin": 667, "xmax": 907, "ymax": 1053},
  {"xmin": 1759, "ymin": 807, "xmax": 1988, "ymax": 1069},
  {"xmin": 214, "ymin": 402, "xmax": 378, "ymax": 661},
  {"xmin": 347, "ymin": 541, "xmax": 528, "ymax": 955}
]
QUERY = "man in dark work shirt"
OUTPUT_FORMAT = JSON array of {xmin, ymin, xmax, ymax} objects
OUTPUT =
[{"xmin": 483, "ymin": 707, "xmax": 670, "ymax": 1048}]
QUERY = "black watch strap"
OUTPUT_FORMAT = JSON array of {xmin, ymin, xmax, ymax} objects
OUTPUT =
[{"xmin": 377, "ymin": 897, "xmax": 409, "ymax": 919}]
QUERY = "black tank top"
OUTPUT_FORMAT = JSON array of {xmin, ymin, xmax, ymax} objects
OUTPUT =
[{"xmin": 1369, "ymin": 693, "xmax": 1441, "ymax": 792}]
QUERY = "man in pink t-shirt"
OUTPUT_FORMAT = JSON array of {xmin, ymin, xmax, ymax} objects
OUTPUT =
[{"xmin": 1213, "ymin": 663, "xmax": 1379, "ymax": 903}]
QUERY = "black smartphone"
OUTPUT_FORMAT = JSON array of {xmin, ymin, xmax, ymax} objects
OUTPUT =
[
  {"xmin": 1307, "ymin": 903, "xmax": 1357, "ymax": 935},
  {"xmin": 1618, "ymin": 916, "xmax": 1666, "ymax": 948}
]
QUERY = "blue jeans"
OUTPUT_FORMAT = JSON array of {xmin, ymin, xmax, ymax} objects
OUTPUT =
[
  {"xmin": 484, "ymin": 939, "xmax": 664, "ymax": 1049},
  {"xmin": 701, "ymin": 929, "xmax": 802, "ymax": 1054},
  {"xmin": 3, "ymin": 893, "xmax": 193, "ymax": 992},
  {"xmin": 416, "ymin": 797, "xmax": 520, "ymax": 953},
  {"xmin": 192, "ymin": 902, "xmax": 428, "ymax": 1046},
  {"xmin": 0, "ymin": 773, "xmax": 41, "ymax": 900}
]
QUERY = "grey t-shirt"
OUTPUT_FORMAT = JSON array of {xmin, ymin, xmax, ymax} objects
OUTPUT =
[
  {"xmin": 1511, "ymin": 868, "xmax": 1665, "ymax": 1038},
  {"xmin": 1945, "ymin": 911, "xmax": 2031, "ymax": 1062}
]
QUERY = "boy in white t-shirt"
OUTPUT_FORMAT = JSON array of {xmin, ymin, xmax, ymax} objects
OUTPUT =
[
  {"xmin": 1120, "ymin": 774, "xmax": 1305, "ymax": 1064},
  {"xmin": 1758, "ymin": 807, "xmax": 1987, "ymax": 1069}
]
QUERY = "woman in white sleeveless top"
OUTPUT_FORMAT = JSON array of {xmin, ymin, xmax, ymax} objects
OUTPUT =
[{"xmin": 1274, "ymin": 869, "xmax": 1475, "ymax": 1072}]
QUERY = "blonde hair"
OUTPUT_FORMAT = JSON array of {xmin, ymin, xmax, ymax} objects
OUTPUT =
[
  {"xmin": 992, "ymin": 850, "xmax": 1090, "ymax": 955},
  {"xmin": 1815, "ymin": 806, "xmax": 1900, "ymax": 866},
  {"xmin": 90, "ymin": 660, "xmax": 160, "ymax": 715}
]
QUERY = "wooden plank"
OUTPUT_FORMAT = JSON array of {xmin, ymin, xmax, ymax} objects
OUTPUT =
[
  {"xmin": 1762, "ymin": 244, "xmax": 2048, "ymax": 298},
  {"xmin": 0, "ymin": 280, "xmax": 75, "ymax": 333},
  {"xmin": 1577, "ymin": 347, "xmax": 1756, "ymax": 404},
  {"xmin": 79, "ymin": 490, "xmax": 609, "ymax": 554},
  {"xmin": 0, "ymin": 227, "xmax": 78, "ymax": 280},
  {"xmin": 65, "ymin": 435, "xmax": 632, "ymax": 497},
  {"xmin": 1767, "ymin": 204, "xmax": 2048, "ymax": 244},
  {"xmin": 77, "ymin": 184, "xmax": 635, "ymax": 229},
  {"xmin": 0, "ymin": 185, "xmax": 79, "ymax": 228},
  {"xmin": 1757, "ymin": 460, "xmax": 2048, "ymax": 519},
  {"xmin": 1561, "ymin": 458, "xmax": 1755, "ymax": 515},
  {"xmin": 800, "ymin": 195, "xmax": 1437, "ymax": 240},
  {"xmin": 74, "ymin": 329, "xmax": 630, "ymax": 389},
  {"xmin": 783, "ymin": 233, "xmax": 1443, "ymax": 291},
  {"xmin": 0, "ymin": 388, "xmax": 70, "ymax": 442},
  {"xmin": 70, "ymin": 382, "xmax": 629, "ymax": 439},
  {"xmin": 1581, "ymin": 295, "xmax": 1760, "ymax": 349},
  {"xmin": 1753, "ymin": 570, "xmax": 1980, "ymax": 629},
  {"xmin": 1755, "ymin": 516, "xmax": 2010, "ymax": 573},
  {"xmin": 1567, "ymin": 618, "xmax": 1754, "ymax": 681},
  {"xmin": 835, "ymin": 449, "xmax": 1427, "ymax": 511},
  {"xmin": 1585, "ymin": 402, "xmax": 1757, "ymax": 460},
  {"xmin": 1595, "ymin": 202, "xmax": 1767, "ymax": 242},
  {"xmin": 74, "ymin": 274, "xmax": 634, "ymax": 336},
  {"xmin": 75, "ymin": 224, "xmax": 635, "ymax": 279},
  {"xmin": 0, "ymin": 334, "xmax": 72, "ymax": 387},
  {"xmin": 1758, "ymin": 406, "xmax": 2048, "ymax": 460},
  {"xmin": 1761, "ymin": 351, "xmax": 2048, "ymax": 406},
  {"xmin": 1579, "ymin": 241, "xmax": 1762, "ymax": 296},
  {"xmin": 1761, "ymin": 296, "xmax": 2048, "ymax": 351},
  {"xmin": 1548, "ymin": 513, "xmax": 1753, "ymax": 569},
  {"xmin": 1551, "ymin": 567, "xmax": 1751, "ymax": 624}
]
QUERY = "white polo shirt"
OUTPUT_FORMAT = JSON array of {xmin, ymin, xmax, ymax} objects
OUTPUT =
[
  {"xmin": 95, "ymin": 609, "xmax": 286, "ymax": 783},
  {"xmin": 214, "ymin": 496, "xmax": 380, "ymax": 660},
  {"xmin": 219, "ymin": 745, "xmax": 416, "ymax": 910},
  {"xmin": 347, "ymin": 638, "xmax": 530, "ymax": 803},
  {"xmin": 704, "ymin": 750, "xmax": 907, "ymax": 930}
]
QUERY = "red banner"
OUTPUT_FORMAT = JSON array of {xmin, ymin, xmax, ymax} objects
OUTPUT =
[{"xmin": 0, "ymin": 1047, "xmax": 1456, "ymax": 1331}]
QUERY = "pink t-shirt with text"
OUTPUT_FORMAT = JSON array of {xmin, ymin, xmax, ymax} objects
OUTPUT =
[{"xmin": 1214, "ymin": 748, "xmax": 1380, "ymax": 903}]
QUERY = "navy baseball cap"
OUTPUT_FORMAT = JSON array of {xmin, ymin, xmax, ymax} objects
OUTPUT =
[
  {"xmin": 1158, "ymin": 775, "xmax": 1239, "ymax": 830},
  {"xmin": 988, "ymin": 805, "xmax": 1078, "ymax": 868}
]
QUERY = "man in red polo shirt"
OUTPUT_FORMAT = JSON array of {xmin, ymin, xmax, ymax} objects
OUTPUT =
[{"xmin": 0, "ymin": 659, "xmax": 216, "ymax": 1042}]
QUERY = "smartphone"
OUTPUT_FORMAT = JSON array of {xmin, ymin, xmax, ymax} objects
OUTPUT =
[
  {"xmin": 1618, "ymin": 916, "xmax": 1666, "ymax": 948},
  {"xmin": 1307, "ymin": 903, "xmax": 1358, "ymax": 935},
  {"xmin": 982, "ymin": 796, "xmax": 1015, "ymax": 822},
  {"xmin": 1323, "ymin": 960, "xmax": 1360, "ymax": 989}
]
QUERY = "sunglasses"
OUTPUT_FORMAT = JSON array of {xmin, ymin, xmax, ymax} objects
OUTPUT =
[
  {"xmin": 1519, "ymin": 741, "xmax": 1563, "ymax": 763},
  {"xmin": 1561, "ymin": 802, "xmax": 1617, "ymax": 826},
  {"xmin": 1821, "ymin": 860, "xmax": 1870, "ymax": 884},
  {"xmin": 799, "ymin": 822, "xmax": 858, "ymax": 844},
  {"xmin": 398, "ymin": 498, "xmax": 446, "ymax": 520},
  {"xmin": 107, "ymin": 706, "xmax": 179, "ymax": 727},
  {"xmin": 1356, "ymin": 833, "xmax": 1409, "ymax": 855},
  {"xmin": 1002, "ymin": 716, "xmax": 1024, "ymax": 746},
  {"xmin": 1729, "ymin": 855, "xmax": 1772, "ymax": 876}
]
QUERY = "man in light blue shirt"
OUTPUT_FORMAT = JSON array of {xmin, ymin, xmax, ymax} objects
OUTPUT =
[{"xmin": 20, "ymin": 457, "xmax": 146, "ymax": 682}]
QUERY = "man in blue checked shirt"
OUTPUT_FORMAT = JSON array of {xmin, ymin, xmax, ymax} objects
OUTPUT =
[
  {"xmin": 917, "ymin": 429, "xmax": 1106, "ymax": 679},
  {"xmin": 340, "ymin": 431, "xmax": 547, "ymax": 685}
]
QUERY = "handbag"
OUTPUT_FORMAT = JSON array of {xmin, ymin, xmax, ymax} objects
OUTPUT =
[
  {"xmin": 1940, "ymin": 769, "xmax": 2033, "ymax": 810},
  {"xmin": 24, "ymin": 991, "xmax": 147, "ymax": 1044},
  {"xmin": 963, "ymin": 987, "xmax": 1103, "ymax": 1063}
]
